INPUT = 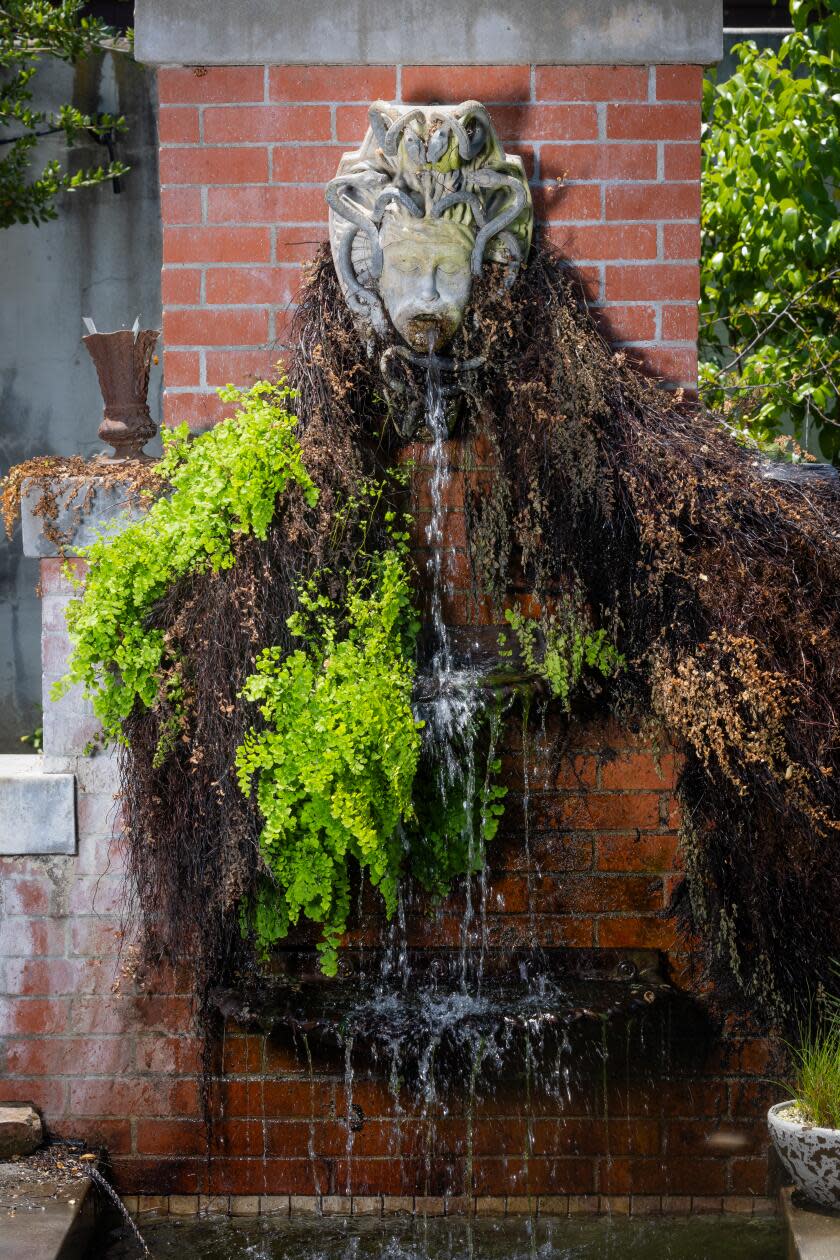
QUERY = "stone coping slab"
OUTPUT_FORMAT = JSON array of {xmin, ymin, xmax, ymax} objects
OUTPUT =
[
  {"xmin": 0, "ymin": 755, "xmax": 76, "ymax": 856},
  {"xmin": 124, "ymin": 1192, "xmax": 777, "ymax": 1219},
  {"xmin": 782, "ymin": 1186, "xmax": 840, "ymax": 1260},
  {"xmin": 134, "ymin": 0, "xmax": 723, "ymax": 67},
  {"xmin": 0, "ymin": 1166, "xmax": 95, "ymax": 1260},
  {"xmin": 21, "ymin": 475, "xmax": 149, "ymax": 559}
]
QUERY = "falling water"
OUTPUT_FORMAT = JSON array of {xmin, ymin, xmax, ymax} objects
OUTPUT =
[
  {"xmin": 417, "ymin": 343, "xmax": 491, "ymax": 989},
  {"xmin": 86, "ymin": 1165, "xmax": 152, "ymax": 1257},
  {"xmin": 343, "ymin": 1032, "xmax": 356, "ymax": 1197},
  {"xmin": 290, "ymin": 345, "xmax": 673, "ymax": 1213},
  {"xmin": 302, "ymin": 1033, "xmax": 322, "ymax": 1201},
  {"xmin": 423, "ymin": 340, "xmax": 454, "ymax": 678}
]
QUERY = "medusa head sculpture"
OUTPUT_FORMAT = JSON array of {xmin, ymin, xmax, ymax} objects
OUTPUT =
[{"xmin": 326, "ymin": 101, "xmax": 533, "ymax": 356}]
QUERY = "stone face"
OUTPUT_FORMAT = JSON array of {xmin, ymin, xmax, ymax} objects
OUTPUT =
[
  {"xmin": 0, "ymin": 1103, "xmax": 43, "ymax": 1158},
  {"xmin": 0, "ymin": 754, "xmax": 76, "ymax": 855},
  {"xmin": 328, "ymin": 101, "xmax": 533, "ymax": 436},
  {"xmin": 21, "ymin": 476, "xmax": 148, "ymax": 559},
  {"xmin": 327, "ymin": 101, "xmax": 533, "ymax": 360},
  {"xmin": 134, "ymin": 0, "xmax": 723, "ymax": 66}
]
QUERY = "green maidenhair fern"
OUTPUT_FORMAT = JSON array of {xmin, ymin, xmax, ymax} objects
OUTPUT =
[
  {"xmin": 504, "ymin": 590, "xmax": 624, "ymax": 706},
  {"xmin": 53, "ymin": 381, "xmax": 317, "ymax": 740},
  {"xmin": 235, "ymin": 531, "xmax": 421, "ymax": 974}
]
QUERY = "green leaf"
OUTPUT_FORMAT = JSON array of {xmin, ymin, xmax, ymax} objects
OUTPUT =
[{"xmin": 701, "ymin": 2, "xmax": 839, "ymax": 449}]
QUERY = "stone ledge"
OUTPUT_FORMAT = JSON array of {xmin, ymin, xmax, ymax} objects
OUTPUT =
[
  {"xmin": 782, "ymin": 1186, "xmax": 840, "ymax": 1260},
  {"xmin": 21, "ymin": 476, "xmax": 147, "ymax": 560},
  {"xmin": 134, "ymin": 0, "xmax": 723, "ymax": 67},
  {"xmin": 0, "ymin": 1167, "xmax": 95, "ymax": 1260},
  {"xmin": 0, "ymin": 755, "xmax": 76, "ymax": 856},
  {"xmin": 125, "ymin": 1192, "xmax": 777, "ymax": 1219}
]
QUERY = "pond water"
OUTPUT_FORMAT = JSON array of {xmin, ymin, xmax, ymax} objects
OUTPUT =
[{"xmin": 97, "ymin": 1211, "xmax": 785, "ymax": 1260}]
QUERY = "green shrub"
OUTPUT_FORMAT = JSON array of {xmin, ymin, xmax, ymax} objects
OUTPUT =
[
  {"xmin": 55, "ymin": 380, "xmax": 317, "ymax": 739},
  {"xmin": 701, "ymin": 0, "xmax": 840, "ymax": 457},
  {"xmin": 236, "ymin": 527, "xmax": 421, "ymax": 974}
]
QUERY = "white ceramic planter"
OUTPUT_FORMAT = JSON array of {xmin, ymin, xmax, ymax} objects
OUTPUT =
[{"xmin": 768, "ymin": 1100, "xmax": 840, "ymax": 1210}]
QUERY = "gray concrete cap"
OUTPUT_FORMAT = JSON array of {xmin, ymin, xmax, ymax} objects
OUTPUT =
[
  {"xmin": 135, "ymin": 0, "xmax": 723, "ymax": 67},
  {"xmin": 782, "ymin": 1187, "xmax": 840, "ymax": 1260},
  {"xmin": 20, "ymin": 476, "xmax": 150, "ymax": 559},
  {"xmin": 0, "ymin": 755, "xmax": 76, "ymax": 855}
]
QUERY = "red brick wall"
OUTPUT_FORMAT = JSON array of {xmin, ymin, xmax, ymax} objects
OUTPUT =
[
  {"xmin": 0, "ymin": 496, "xmax": 777, "ymax": 1206},
  {"xmin": 157, "ymin": 63, "xmax": 702, "ymax": 430},
  {"xmin": 0, "ymin": 63, "xmax": 781, "ymax": 1209}
]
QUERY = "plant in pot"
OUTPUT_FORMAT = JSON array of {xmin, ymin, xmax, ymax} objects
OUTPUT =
[{"xmin": 768, "ymin": 996, "xmax": 840, "ymax": 1210}]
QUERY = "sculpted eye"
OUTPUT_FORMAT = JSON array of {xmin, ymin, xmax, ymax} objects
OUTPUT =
[
  {"xmin": 437, "ymin": 261, "xmax": 464, "ymax": 276},
  {"xmin": 388, "ymin": 253, "xmax": 424, "ymax": 275}
]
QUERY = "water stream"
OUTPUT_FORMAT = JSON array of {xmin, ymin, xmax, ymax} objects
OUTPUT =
[
  {"xmin": 196, "ymin": 358, "xmax": 672, "ymax": 1238},
  {"xmin": 323, "ymin": 357, "xmax": 599, "ymax": 1195},
  {"xmin": 329, "ymin": 352, "xmax": 512, "ymax": 1188}
]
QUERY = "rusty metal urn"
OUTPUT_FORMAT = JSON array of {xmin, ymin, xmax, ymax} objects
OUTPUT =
[{"xmin": 83, "ymin": 327, "xmax": 159, "ymax": 460}]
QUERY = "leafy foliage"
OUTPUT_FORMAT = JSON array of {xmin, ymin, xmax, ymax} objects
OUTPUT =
[
  {"xmin": 236, "ymin": 527, "xmax": 421, "ymax": 975},
  {"xmin": 446, "ymin": 237, "xmax": 840, "ymax": 1026},
  {"xmin": 54, "ymin": 365, "xmax": 426, "ymax": 982},
  {"xmin": 503, "ymin": 591, "xmax": 624, "ymax": 707},
  {"xmin": 55, "ymin": 381, "xmax": 317, "ymax": 740},
  {"xmin": 0, "ymin": 0, "xmax": 131, "ymax": 228},
  {"xmin": 700, "ymin": 0, "xmax": 840, "ymax": 457},
  {"xmin": 42, "ymin": 237, "xmax": 840, "ymax": 1037}
]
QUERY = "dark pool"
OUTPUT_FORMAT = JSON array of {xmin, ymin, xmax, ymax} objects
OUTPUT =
[{"xmin": 97, "ymin": 1211, "xmax": 785, "ymax": 1259}]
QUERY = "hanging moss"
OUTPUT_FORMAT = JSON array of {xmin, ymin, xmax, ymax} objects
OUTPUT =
[
  {"xmin": 451, "ymin": 240, "xmax": 840, "ymax": 1025},
  {"xmin": 13, "ymin": 238, "xmax": 838, "ymax": 1044}
]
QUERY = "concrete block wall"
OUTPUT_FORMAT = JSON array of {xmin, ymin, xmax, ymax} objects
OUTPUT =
[{"xmin": 157, "ymin": 63, "xmax": 701, "ymax": 431}]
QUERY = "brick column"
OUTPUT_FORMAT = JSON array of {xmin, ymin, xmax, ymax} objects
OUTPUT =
[
  {"xmin": 157, "ymin": 63, "xmax": 701, "ymax": 430},
  {"xmin": 3, "ymin": 9, "xmax": 781, "ymax": 1208}
]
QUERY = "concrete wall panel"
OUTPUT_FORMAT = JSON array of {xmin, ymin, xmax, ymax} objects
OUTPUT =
[{"xmin": 135, "ymin": 0, "xmax": 723, "ymax": 67}]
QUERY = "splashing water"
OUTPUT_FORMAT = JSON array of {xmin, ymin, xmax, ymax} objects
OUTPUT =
[
  {"xmin": 206, "ymin": 350, "xmax": 671, "ymax": 1214},
  {"xmin": 415, "ymin": 347, "xmax": 491, "ymax": 987},
  {"xmin": 423, "ymin": 339, "xmax": 454, "ymax": 679}
]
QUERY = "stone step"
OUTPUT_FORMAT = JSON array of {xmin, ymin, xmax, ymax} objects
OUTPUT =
[
  {"xmin": 0, "ymin": 755, "xmax": 75, "ymax": 856},
  {"xmin": 0, "ymin": 1165, "xmax": 94, "ymax": 1260},
  {"xmin": 0, "ymin": 1105, "xmax": 42, "ymax": 1160},
  {"xmin": 782, "ymin": 1186, "xmax": 840, "ymax": 1260}
]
